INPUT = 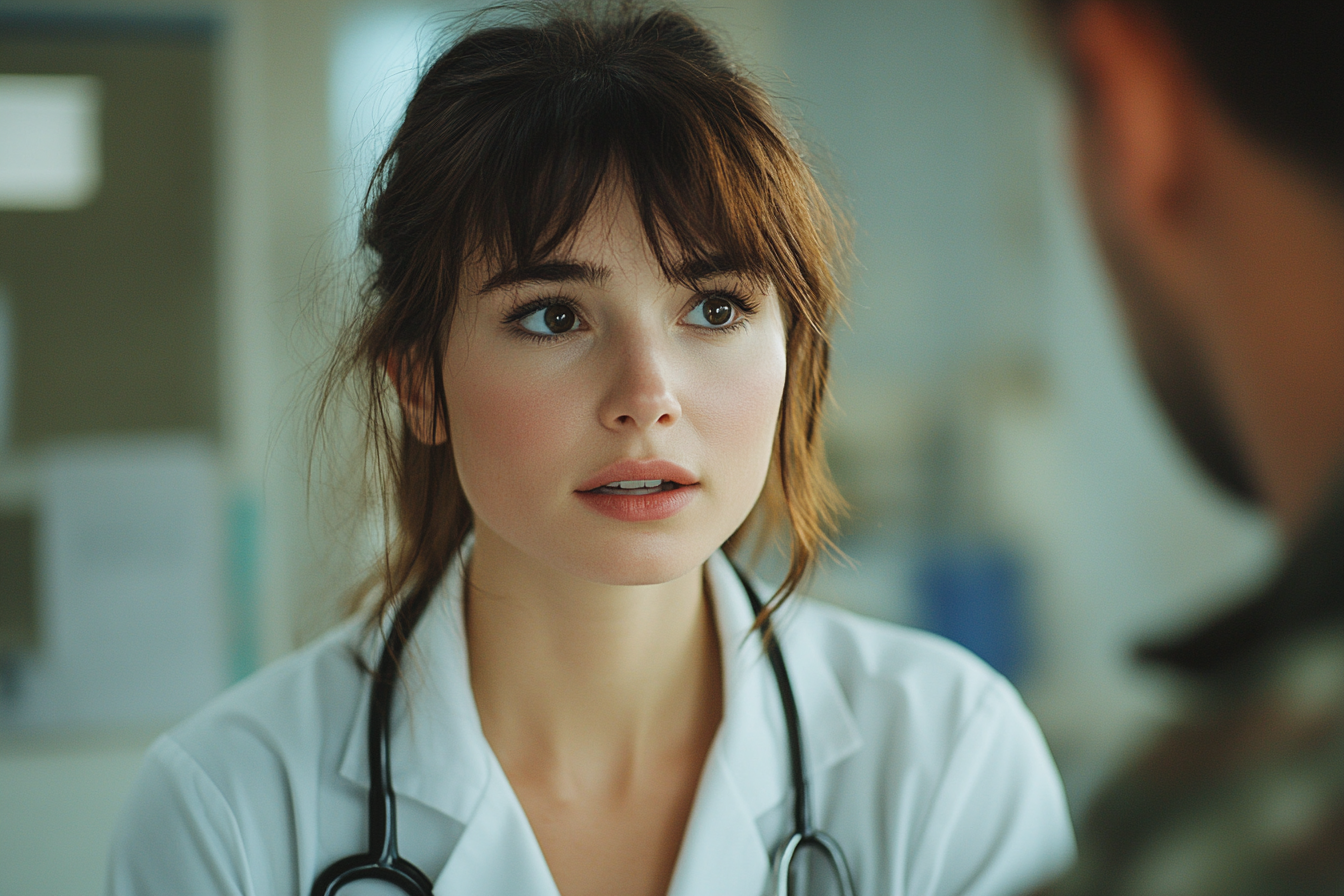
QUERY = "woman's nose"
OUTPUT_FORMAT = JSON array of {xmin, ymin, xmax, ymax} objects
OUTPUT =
[{"xmin": 597, "ymin": 336, "xmax": 682, "ymax": 431}]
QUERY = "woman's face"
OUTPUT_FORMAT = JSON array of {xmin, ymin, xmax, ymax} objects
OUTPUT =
[{"xmin": 435, "ymin": 182, "xmax": 788, "ymax": 585}]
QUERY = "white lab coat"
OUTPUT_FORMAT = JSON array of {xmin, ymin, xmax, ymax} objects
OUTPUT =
[{"xmin": 107, "ymin": 551, "xmax": 1075, "ymax": 896}]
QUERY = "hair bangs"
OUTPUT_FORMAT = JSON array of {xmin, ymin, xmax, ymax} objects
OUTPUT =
[{"xmin": 454, "ymin": 60, "xmax": 797, "ymax": 299}]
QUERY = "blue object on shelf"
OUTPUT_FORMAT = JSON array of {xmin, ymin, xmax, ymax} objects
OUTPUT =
[{"xmin": 917, "ymin": 542, "xmax": 1026, "ymax": 681}]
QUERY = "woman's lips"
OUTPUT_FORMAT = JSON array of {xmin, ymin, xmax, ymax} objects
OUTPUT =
[
  {"xmin": 576, "ymin": 484, "xmax": 699, "ymax": 522},
  {"xmin": 575, "ymin": 459, "xmax": 699, "ymax": 521},
  {"xmin": 575, "ymin": 459, "xmax": 697, "ymax": 493}
]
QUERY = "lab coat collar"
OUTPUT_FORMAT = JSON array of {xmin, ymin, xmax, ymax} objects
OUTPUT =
[
  {"xmin": 666, "ymin": 553, "xmax": 864, "ymax": 895},
  {"xmin": 699, "ymin": 551, "xmax": 864, "ymax": 823},
  {"xmin": 336, "ymin": 548, "xmax": 864, "ymax": 893},
  {"xmin": 337, "ymin": 556, "xmax": 494, "ymax": 827}
]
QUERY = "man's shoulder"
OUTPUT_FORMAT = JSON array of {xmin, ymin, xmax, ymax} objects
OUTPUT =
[{"xmin": 1056, "ymin": 621, "xmax": 1344, "ymax": 896}]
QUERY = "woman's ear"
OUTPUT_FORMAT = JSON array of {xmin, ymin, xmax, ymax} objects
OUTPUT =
[{"xmin": 386, "ymin": 352, "xmax": 448, "ymax": 445}]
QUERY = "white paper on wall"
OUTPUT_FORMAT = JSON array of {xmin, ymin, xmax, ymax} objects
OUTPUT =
[
  {"xmin": 1, "ymin": 435, "xmax": 227, "ymax": 730},
  {"xmin": 0, "ymin": 74, "xmax": 102, "ymax": 211}
]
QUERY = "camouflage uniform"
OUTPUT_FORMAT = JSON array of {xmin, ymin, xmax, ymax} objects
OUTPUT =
[{"xmin": 1047, "ymin": 481, "xmax": 1344, "ymax": 896}]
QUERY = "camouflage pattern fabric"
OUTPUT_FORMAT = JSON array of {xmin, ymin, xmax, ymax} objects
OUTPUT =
[{"xmin": 1044, "ymin": 477, "xmax": 1344, "ymax": 896}]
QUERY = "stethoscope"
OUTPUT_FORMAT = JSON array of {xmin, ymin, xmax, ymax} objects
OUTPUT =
[{"xmin": 311, "ymin": 560, "xmax": 856, "ymax": 896}]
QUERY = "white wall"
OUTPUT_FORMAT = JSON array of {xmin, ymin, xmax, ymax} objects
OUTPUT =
[{"xmin": 0, "ymin": 734, "xmax": 151, "ymax": 896}]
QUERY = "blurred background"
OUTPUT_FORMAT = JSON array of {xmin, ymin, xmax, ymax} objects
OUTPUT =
[{"xmin": 0, "ymin": 0, "xmax": 1279, "ymax": 892}]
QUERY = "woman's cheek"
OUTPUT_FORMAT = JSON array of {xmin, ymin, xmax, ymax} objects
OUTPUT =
[
  {"xmin": 448, "ymin": 353, "xmax": 580, "ymax": 520},
  {"xmin": 693, "ymin": 337, "xmax": 787, "ymax": 496}
]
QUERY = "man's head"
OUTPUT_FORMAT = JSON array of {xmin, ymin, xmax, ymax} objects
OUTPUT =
[{"xmin": 1038, "ymin": 1, "xmax": 1344, "ymax": 536}]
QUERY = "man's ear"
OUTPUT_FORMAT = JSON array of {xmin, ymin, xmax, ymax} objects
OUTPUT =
[
  {"xmin": 386, "ymin": 352, "xmax": 448, "ymax": 445},
  {"xmin": 1065, "ymin": 0, "xmax": 1201, "ymax": 256}
]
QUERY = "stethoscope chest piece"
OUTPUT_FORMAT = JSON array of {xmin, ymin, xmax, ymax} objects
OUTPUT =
[
  {"xmin": 310, "ymin": 856, "xmax": 436, "ymax": 896},
  {"xmin": 774, "ymin": 830, "xmax": 857, "ymax": 896}
]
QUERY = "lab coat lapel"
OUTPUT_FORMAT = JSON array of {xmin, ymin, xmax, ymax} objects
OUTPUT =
[
  {"xmin": 667, "ymin": 749, "xmax": 774, "ymax": 895},
  {"xmin": 663, "ymin": 553, "xmax": 776, "ymax": 895},
  {"xmin": 672, "ymin": 553, "xmax": 863, "ymax": 896},
  {"xmin": 431, "ymin": 761, "xmax": 562, "ymax": 895},
  {"xmin": 337, "ymin": 552, "xmax": 561, "ymax": 892},
  {"xmin": 336, "ymin": 557, "xmax": 492, "ymax": 829}
]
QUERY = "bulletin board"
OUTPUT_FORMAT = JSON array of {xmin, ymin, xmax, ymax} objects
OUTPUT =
[{"xmin": 0, "ymin": 15, "xmax": 218, "ymax": 446}]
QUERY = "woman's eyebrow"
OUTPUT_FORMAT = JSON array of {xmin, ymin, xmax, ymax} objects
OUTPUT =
[
  {"xmin": 477, "ymin": 261, "xmax": 608, "ymax": 294},
  {"xmin": 674, "ymin": 255, "xmax": 742, "ymax": 282}
]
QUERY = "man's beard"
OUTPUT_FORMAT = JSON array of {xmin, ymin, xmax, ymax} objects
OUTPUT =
[{"xmin": 1092, "ymin": 212, "xmax": 1261, "ymax": 505}]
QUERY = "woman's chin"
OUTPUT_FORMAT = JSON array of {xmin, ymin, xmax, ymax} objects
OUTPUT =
[
  {"xmin": 491, "ymin": 523, "xmax": 716, "ymax": 588},
  {"xmin": 547, "ymin": 539, "xmax": 715, "ymax": 587},
  {"xmin": 472, "ymin": 499, "xmax": 744, "ymax": 588}
]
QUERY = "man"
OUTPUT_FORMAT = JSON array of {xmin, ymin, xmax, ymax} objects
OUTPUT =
[{"xmin": 1035, "ymin": 2, "xmax": 1344, "ymax": 893}]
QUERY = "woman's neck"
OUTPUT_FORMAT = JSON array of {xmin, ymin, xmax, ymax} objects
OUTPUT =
[{"xmin": 463, "ymin": 523, "xmax": 723, "ymax": 796}]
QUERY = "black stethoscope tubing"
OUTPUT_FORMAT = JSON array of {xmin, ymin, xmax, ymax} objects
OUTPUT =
[
  {"xmin": 311, "ymin": 560, "xmax": 856, "ymax": 896},
  {"xmin": 309, "ymin": 584, "xmax": 437, "ymax": 896},
  {"xmin": 741, "ymin": 567, "xmax": 856, "ymax": 896}
]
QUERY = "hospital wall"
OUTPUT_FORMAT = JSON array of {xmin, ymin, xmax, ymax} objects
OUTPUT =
[{"xmin": 0, "ymin": 1, "xmax": 1276, "ymax": 894}]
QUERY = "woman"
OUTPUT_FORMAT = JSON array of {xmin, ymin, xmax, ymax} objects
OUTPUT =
[{"xmin": 108, "ymin": 4, "xmax": 1074, "ymax": 895}]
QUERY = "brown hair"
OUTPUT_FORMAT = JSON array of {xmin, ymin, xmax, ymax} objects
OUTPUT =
[{"xmin": 330, "ymin": 0, "xmax": 847, "ymax": 631}]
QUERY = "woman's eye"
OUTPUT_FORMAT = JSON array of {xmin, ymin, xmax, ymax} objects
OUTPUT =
[
  {"xmin": 518, "ymin": 303, "xmax": 579, "ymax": 335},
  {"xmin": 685, "ymin": 295, "xmax": 738, "ymax": 329}
]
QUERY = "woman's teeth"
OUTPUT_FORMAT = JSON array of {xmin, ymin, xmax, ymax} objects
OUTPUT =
[{"xmin": 592, "ymin": 479, "xmax": 679, "ymax": 496}]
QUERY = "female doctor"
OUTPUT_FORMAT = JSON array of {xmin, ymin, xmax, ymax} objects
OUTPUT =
[{"xmin": 108, "ymin": 4, "xmax": 1075, "ymax": 895}]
